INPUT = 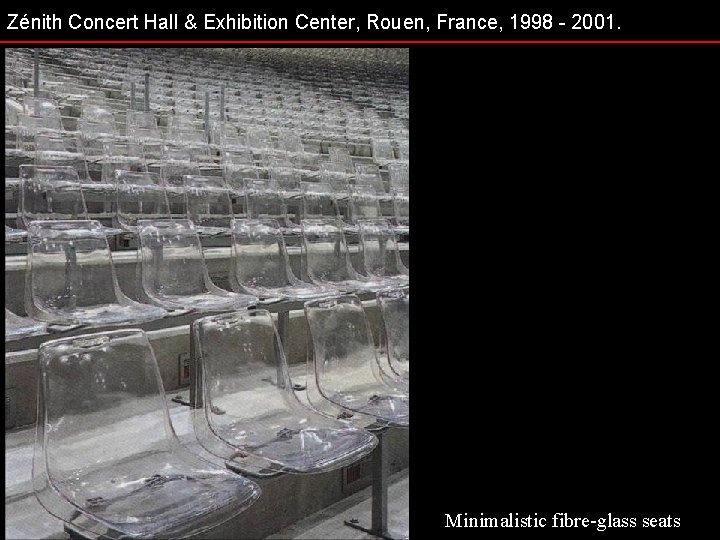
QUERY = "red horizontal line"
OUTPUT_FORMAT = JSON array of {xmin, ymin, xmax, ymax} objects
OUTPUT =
[{"xmin": 1, "ymin": 40, "xmax": 720, "ymax": 45}]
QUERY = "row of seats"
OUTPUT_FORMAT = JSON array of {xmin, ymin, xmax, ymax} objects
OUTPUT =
[
  {"xmin": 32, "ymin": 288, "xmax": 409, "ymax": 538},
  {"xmin": 6, "ymin": 165, "xmax": 409, "ymax": 241},
  {"xmin": 6, "ymin": 48, "xmax": 408, "ymax": 142},
  {"xmin": 6, "ymin": 217, "xmax": 408, "ymax": 337},
  {"xmin": 6, "ymin": 96, "xmax": 408, "ymax": 169}
]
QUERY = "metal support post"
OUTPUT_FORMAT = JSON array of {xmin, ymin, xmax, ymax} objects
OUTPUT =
[{"xmin": 144, "ymin": 73, "xmax": 150, "ymax": 112}]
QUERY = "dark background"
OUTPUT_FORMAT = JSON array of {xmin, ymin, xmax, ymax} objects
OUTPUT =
[{"xmin": 410, "ymin": 44, "xmax": 709, "ymax": 535}]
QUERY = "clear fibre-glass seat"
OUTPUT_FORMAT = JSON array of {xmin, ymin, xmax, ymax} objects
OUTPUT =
[
  {"xmin": 301, "ymin": 182, "xmax": 341, "ymax": 220},
  {"xmin": 33, "ymin": 329, "xmax": 260, "ymax": 539},
  {"xmin": 25, "ymin": 220, "xmax": 167, "ymax": 327},
  {"xmin": 391, "ymin": 186, "xmax": 410, "ymax": 234},
  {"xmin": 156, "ymin": 162, "xmax": 201, "ymax": 215},
  {"xmin": 193, "ymin": 310, "xmax": 378, "ymax": 473},
  {"xmin": 35, "ymin": 132, "xmax": 90, "ymax": 182},
  {"xmin": 245, "ymin": 179, "xmax": 297, "ymax": 235},
  {"xmin": 378, "ymin": 287, "xmax": 410, "ymax": 383},
  {"xmin": 301, "ymin": 218, "xmax": 396, "ymax": 293},
  {"xmin": 357, "ymin": 218, "xmax": 409, "ymax": 287},
  {"xmin": 137, "ymin": 219, "xmax": 258, "ymax": 311},
  {"xmin": 354, "ymin": 163, "xmax": 386, "ymax": 198},
  {"xmin": 184, "ymin": 175, "xmax": 233, "ymax": 235},
  {"xmin": 101, "ymin": 141, "xmax": 147, "ymax": 184},
  {"xmin": 113, "ymin": 170, "xmax": 171, "ymax": 233},
  {"xmin": 304, "ymin": 295, "xmax": 409, "ymax": 426},
  {"xmin": 349, "ymin": 184, "xmax": 383, "ymax": 227},
  {"xmin": 19, "ymin": 165, "xmax": 88, "ymax": 229},
  {"xmin": 230, "ymin": 218, "xmax": 333, "ymax": 301},
  {"xmin": 388, "ymin": 162, "xmax": 409, "ymax": 190},
  {"xmin": 6, "ymin": 307, "xmax": 47, "ymax": 341},
  {"xmin": 126, "ymin": 110, "xmax": 162, "ymax": 142}
]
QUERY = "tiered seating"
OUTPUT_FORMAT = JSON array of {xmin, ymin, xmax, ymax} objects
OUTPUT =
[{"xmin": 6, "ymin": 48, "xmax": 409, "ymax": 539}]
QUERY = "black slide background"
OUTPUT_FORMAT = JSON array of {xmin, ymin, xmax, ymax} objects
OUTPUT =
[{"xmin": 409, "ymin": 44, "xmax": 709, "ymax": 536}]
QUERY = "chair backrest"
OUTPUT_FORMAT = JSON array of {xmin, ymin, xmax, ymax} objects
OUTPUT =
[
  {"xmin": 305, "ymin": 294, "xmax": 409, "ymax": 425},
  {"xmin": 277, "ymin": 129, "xmax": 304, "ymax": 153},
  {"xmin": 245, "ymin": 126, "xmax": 273, "ymax": 150},
  {"xmin": 377, "ymin": 287, "xmax": 409, "ymax": 380},
  {"xmin": 194, "ymin": 309, "xmax": 295, "ymax": 423},
  {"xmin": 137, "ymin": 219, "xmax": 218, "ymax": 299},
  {"xmin": 25, "ymin": 221, "xmax": 126, "ymax": 321},
  {"xmin": 301, "ymin": 218, "xmax": 359, "ymax": 284},
  {"xmin": 32, "ymin": 329, "xmax": 208, "ymax": 537},
  {"xmin": 35, "ymin": 330, "xmax": 175, "ymax": 482},
  {"xmin": 126, "ymin": 110, "xmax": 161, "ymax": 141},
  {"xmin": 100, "ymin": 141, "xmax": 147, "ymax": 183},
  {"xmin": 193, "ymin": 308, "xmax": 377, "ymax": 473},
  {"xmin": 270, "ymin": 168, "xmax": 301, "ymax": 197},
  {"xmin": 22, "ymin": 97, "xmax": 61, "ymax": 120},
  {"xmin": 357, "ymin": 218, "xmax": 408, "ymax": 279},
  {"xmin": 114, "ymin": 171, "xmax": 170, "ymax": 231},
  {"xmin": 230, "ymin": 218, "xmax": 298, "ymax": 292},
  {"xmin": 391, "ymin": 187, "xmax": 410, "ymax": 227},
  {"xmin": 34, "ymin": 133, "xmax": 90, "ymax": 181},
  {"xmin": 328, "ymin": 145, "xmax": 354, "ymax": 171},
  {"xmin": 301, "ymin": 182, "xmax": 340, "ymax": 220},
  {"xmin": 349, "ymin": 184, "xmax": 382, "ymax": 223},
  {"xmin": 371, "ymin": 138, "xmax": 395, "ymax": 161},
  {"xmin": 388, "ymin": 162, "xmax": 409, "ymax": 189},
  {"xmin": 184, "ymin": 175, "xmax": 233, "ymax": 232},
  {"xmin": 19, "ymin": 165, "xmax": 88, "ymax": 228},
  {"xmin": 245, "ymin": 179, "xmax": 287, "ymax": 223}
]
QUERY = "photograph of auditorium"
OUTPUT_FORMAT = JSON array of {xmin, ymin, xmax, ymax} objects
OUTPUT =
[{"xmin": 5, "ymin": 47, "xmax": 409, "ymax": 539}]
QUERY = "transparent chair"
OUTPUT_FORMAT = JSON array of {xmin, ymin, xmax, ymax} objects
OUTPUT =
[
  {"xmin": 137, "ymin": 219, "xmax": 258, "ymax": 312},
  {"xmin": 371, "ymin": 138, "xmax": 396, "ymax": 165},
  {"xmin": 100, "ymin": 141, "xmax": 147, "ymax": 184},
  {"xmin": 304, "ymin": 295, "xmax": 409, "ymax": 425},
  {"xmin": 6, "ymin": 307, "xmax": 46, "ymax": 341},
  {"xmin": 270, "ymin": 168, "xmax": 302, "ymax": 199},
  {"xmin": 18, "ymin": 165, "xmax": 88, "ymax": 229},
  {"xmin": 357, "ymin": 219, "xmax": 409, "ymax": 287},
  {"xmin": 348, "ymin": 184, "xmax": 383, "ymax": 230},
  {"xmin": 301, "ymin": 218, "xmax": 396, "ymax": 293},
  {"xmin": 230, "ymin": 219, "xmax": 334, "ymax": 301},
  {"xmin": 113, "ymin": 171, "xmax": 171, "ymax": 233},
  {"xmin": 156, "ymin": 162, "xmax": 201, "ymax": 216},
  {"xmin": 245, "ymin": 126, "xmax": 273, "ymax": 152},
  {"xmin": 320, "ymin": 162, "xmax": 353, "ymax": 197},
  {"xmin": 388, "ymin": 162, "xmax": 409, "ymax": 190},
  {"xmin": 377, "ymin": 288, "xmax": 409, "ymax": 383},
  {"xmin": 301, "ymin": 182, "xmax": 341, "ymax": 220},
  {"xmin": 34, "ymin": 132, "xmax": 90, "ymax": 182},
  {"xmin": 25, "ymin": 220, "xmax": 167, "ymax": 326},
  {"xmin": 184, "ymin": 175, "xmax": 233, "ymax": 235},
  {"xmin": 193, "ymin": 310, "xmax": 377, "ymax": 473},
  {"xmin": 126, "ymin": 110, "xmax": 162, "ymax": 142},
  {"xmin": 354, "ymin": 163, "xmax": 386, "ymax": 198},
  {"xmin": 245, "ymin": 179, "xmax": 297, "ymax": 235},
  {"xmin": 34, "ymin": 329, "xmax": 260, "ymax": 539},
  {"xmin": 17, "ymin": 98, "xmax": 64, "ymax": 149},
  {"xmin": 328, "ymin": 145, "xmax": 354, "ymax": 172},
  {"xmin": 391, "ymin": 187, "xmax": 410, "ymax": 234},
  {"xmin": 223, "ymin": 148, "xmax": 258, "ymax": 191}
]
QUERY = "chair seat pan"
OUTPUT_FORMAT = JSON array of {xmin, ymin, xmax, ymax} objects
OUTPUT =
[
  {"xmin": 47, "ymin": 303, "xmax": 166, "ymax": 326},
  {"xmin": 211, "ymin": 417, "xmax": 377, "ymax": 473},
  {"xmin": 151, "ymin": 292, "xmax": 256, "ymax": 312},
  {"xmin": 328, "ymin": 391, "xmax": 409, "ymax": 426},
  {"xmin": 54, "ymin": 452, "xmax": 259, "ymax": 538}
]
